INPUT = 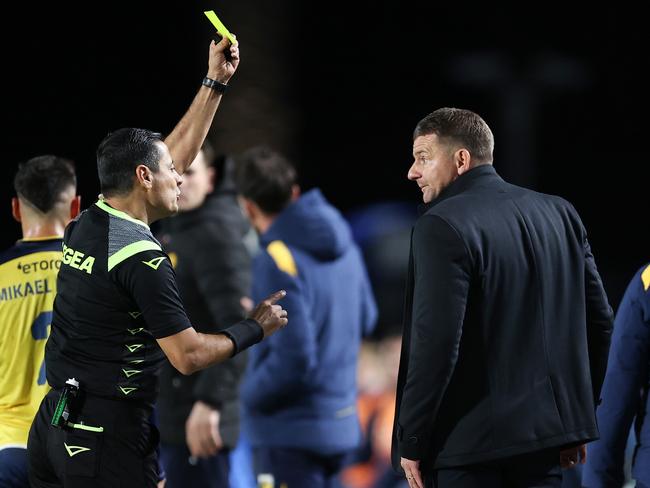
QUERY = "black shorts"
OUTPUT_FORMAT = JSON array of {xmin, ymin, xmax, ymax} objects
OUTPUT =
[{"xmin": 27, "ymin": 388, "xmax": 160, "ymax": 488}]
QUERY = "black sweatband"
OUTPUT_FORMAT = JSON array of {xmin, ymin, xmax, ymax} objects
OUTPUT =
[{"xmin": 221, "ymin": 318, "xmax": 263, "ymax": 355}]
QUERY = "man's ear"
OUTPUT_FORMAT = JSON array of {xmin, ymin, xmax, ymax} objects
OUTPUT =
[
  {"xmin": 70, "ymin": 196, "xmax": 81, "ymax": 219},
  {"xmin": 455, "ymin": 148, "xmax": 472, "ymax": 175},
  {"xmin": 11, "ymin": 197, "xmax": 21, "ymax": 223},
  {"xmin": 135, "ymin": 164, "xmax": 154, "ymax": 190}
]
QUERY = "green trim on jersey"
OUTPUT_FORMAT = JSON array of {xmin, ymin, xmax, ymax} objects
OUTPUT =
[
  {"xmin": 122, "ymin": 368, "xmax": 141, "ymax": 378},
  {"xmin": 95, "ymin": 200, "xmax": 149, "ymax": 229},
  {"xmin": 107, "ymin": 241, "xmax": 162, "ymax": 271},
  {"xmin": 141, "ymin": 256, "xmax": 166, "ymax": 270},
  {"xmin": 64, "ymin": 443, "xmax": 92, "ymax": 457}
]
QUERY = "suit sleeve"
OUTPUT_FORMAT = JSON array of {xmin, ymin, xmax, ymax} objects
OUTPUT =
[
  {"xmin": 397, "ymin": 215, "xmax": 471, "ymax": 460},
  {"xmin": 583, "ymin": 236, "xmax": 614, "ymax": 403},
  {"xmin": 582, "ymin": 266, "xmax": 649, "ymax": 487},
  {"xmin": 189, "ymin": 225, "xmax": 251, "ymax": 407},
  {"xmin": 240, "ymin": 252, "xmax": 317, "ymax": 412}
]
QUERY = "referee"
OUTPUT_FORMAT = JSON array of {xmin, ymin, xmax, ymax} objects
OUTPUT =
[{"xmin": 27, "ymin": 38, "xmax": 288, "ymax": 487}]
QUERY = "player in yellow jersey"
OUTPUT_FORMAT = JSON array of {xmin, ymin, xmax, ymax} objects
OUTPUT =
[{"xmin": 0, "ymin": 155, "xmax": 79, "ymax": 487}]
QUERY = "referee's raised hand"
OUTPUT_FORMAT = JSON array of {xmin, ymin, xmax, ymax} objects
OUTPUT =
[{"xmin": 249, "ymin": 290, "xmax": 288, "ymax": 337}]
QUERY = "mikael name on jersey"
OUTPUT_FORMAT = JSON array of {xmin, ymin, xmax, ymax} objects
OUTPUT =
[{"xmin": 0, "ymin": 243, "xmax": 95, "ymax": 302}]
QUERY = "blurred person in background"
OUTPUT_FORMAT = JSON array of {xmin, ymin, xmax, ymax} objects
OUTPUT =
[
  {"xmin": 0, "ymin": 156, "xmax": 79, "ymax": 488},
  {"xmin": 582, "ymin": 262, "xmax": 650, "ymax": 488},
  {"xmin": 235, "ymin": 146, "xmax": 378, "ymax": 488},
  {"xmin": 155, "ymin": 141, "xmax": 252, "ymax": 487},
  {"xmin": 393, "ymin": 108, "xmax": 613, "ymax": 488}
]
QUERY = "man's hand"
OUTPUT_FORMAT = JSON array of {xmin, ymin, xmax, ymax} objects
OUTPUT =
[
  {"xmin": 207, "ymin": 36, "xmax": 240, "ymax": 84},
  {"xmin": 249, "ymin": 290, "xmax": 289, "ymax": 337},
  {"xmin": 185, "ymin": 401, "xmax": 223, "ymax": 458},
  {"xmin": 560, "ymin": 444, "xmax": 586, "ymax": 469},
  {"xmin": 401, "ymin": 457, "xmax": 424, "ymax": 488},
  {"xmin": 249, "ymin": 290, "xmax": 288, "ymax": 337}
]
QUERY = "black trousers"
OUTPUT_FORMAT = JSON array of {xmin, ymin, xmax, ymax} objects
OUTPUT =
[
  {"xmin": 427, "ymin": 448, "xmax": 562, "ymax": 488},
  {"xmin": 27, "ymin": 389, "xmax": 159, "ymax": 488}
]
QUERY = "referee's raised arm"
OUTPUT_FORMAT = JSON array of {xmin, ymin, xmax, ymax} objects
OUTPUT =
[{"xmin": 164, "ymin": 36, "xmax": 240, "ymax": 176}]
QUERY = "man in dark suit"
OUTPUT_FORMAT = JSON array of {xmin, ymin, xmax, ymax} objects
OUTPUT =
[{"xmin": 392, "ymin": 107, "xmax": 614, "ymax": 488}]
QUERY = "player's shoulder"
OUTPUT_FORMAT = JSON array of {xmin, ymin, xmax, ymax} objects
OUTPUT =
[{"xmin": 0, "ymin": 238, "xmax": 63, "ymax": 267}]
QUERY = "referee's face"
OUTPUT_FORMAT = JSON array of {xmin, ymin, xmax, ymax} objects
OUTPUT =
[{"xmin": 149, "ymin": 141, "xmax": 183, "ymax": 218}]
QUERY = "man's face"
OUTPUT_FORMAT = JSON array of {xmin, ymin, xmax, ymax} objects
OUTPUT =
[
  {"xmin": 178, "ymin": 150, "xmax": 214, "ymax": 212},
  {"xmin": 149, "ymin": 141, "xmax": 183, "ymax": 217},
  {"xmin": 408, "ymin": 133, "xmax": 459, "ymax": 203}
]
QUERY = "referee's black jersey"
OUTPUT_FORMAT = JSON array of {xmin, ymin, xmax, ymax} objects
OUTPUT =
[{"xmin": 45, "ymin": 200, "xmax": 192, "ymax": 404}]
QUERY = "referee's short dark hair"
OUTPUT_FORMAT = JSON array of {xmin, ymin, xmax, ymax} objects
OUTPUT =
[
  {"xmin": 97, "ymin": 128, "xmax": 163, "ymax": 197},
  {"xmin": 14, "ymin": 155, "xmax": 76, "ymax": 213},
  {"xmin": 234, "ymin": 146, "xmax": 296, "ymax": 214}
]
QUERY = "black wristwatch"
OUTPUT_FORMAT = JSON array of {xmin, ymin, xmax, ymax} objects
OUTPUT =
[{"xmin": 202, "ymin": 76, "xmax": 228, "ymax": 93}]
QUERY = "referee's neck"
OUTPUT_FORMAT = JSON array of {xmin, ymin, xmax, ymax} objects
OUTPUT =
[{"xmin": 103, "ymin": 192, "xmax": 152, "ymax": 226}]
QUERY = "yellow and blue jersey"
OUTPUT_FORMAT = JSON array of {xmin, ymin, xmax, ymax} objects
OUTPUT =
[{"xmin": 0, "ymin": 237, "xmax": 62, "ymax": 449}]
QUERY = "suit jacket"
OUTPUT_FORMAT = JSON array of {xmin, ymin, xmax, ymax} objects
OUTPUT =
[{"xmin": 392, "ymin": 165, "xmax": 614, "ymax": 472}]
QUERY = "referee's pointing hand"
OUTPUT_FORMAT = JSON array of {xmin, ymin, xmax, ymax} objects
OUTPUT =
[{"xmin": 249, "ymin": 290, "xmax": 288, "ymax": 337}]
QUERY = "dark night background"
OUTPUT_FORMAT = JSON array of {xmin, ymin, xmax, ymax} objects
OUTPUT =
[{"xmin": 4, "ymin": 2, "xmax": 647, "ymax": 320}]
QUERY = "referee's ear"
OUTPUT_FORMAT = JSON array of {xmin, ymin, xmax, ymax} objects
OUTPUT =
[{"xmin": 135, "ymin": 165, "xmax": 154, "ymax": 190}]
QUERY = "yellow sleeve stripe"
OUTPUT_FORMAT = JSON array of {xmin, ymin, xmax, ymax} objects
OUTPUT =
[
  {"xmin": 266, "ymin": 241, "xmax": 298, "ymax": 277},
  {"xmin": 641, "ymin": 264, "xmax": 650, "ymax": 291},
  {"xmin": 108, "ymin": 241, "xmax": 162, "ymax": 271}
]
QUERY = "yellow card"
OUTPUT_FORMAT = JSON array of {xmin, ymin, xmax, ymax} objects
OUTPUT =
[{"xmin": 204, "ymin": 10, "xmax": 237, "ymax": 45}]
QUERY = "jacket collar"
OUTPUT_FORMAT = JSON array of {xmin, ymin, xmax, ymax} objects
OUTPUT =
[{"xmin": 418, "ymin": 164, "xmax": 501, "ymax": 215}]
